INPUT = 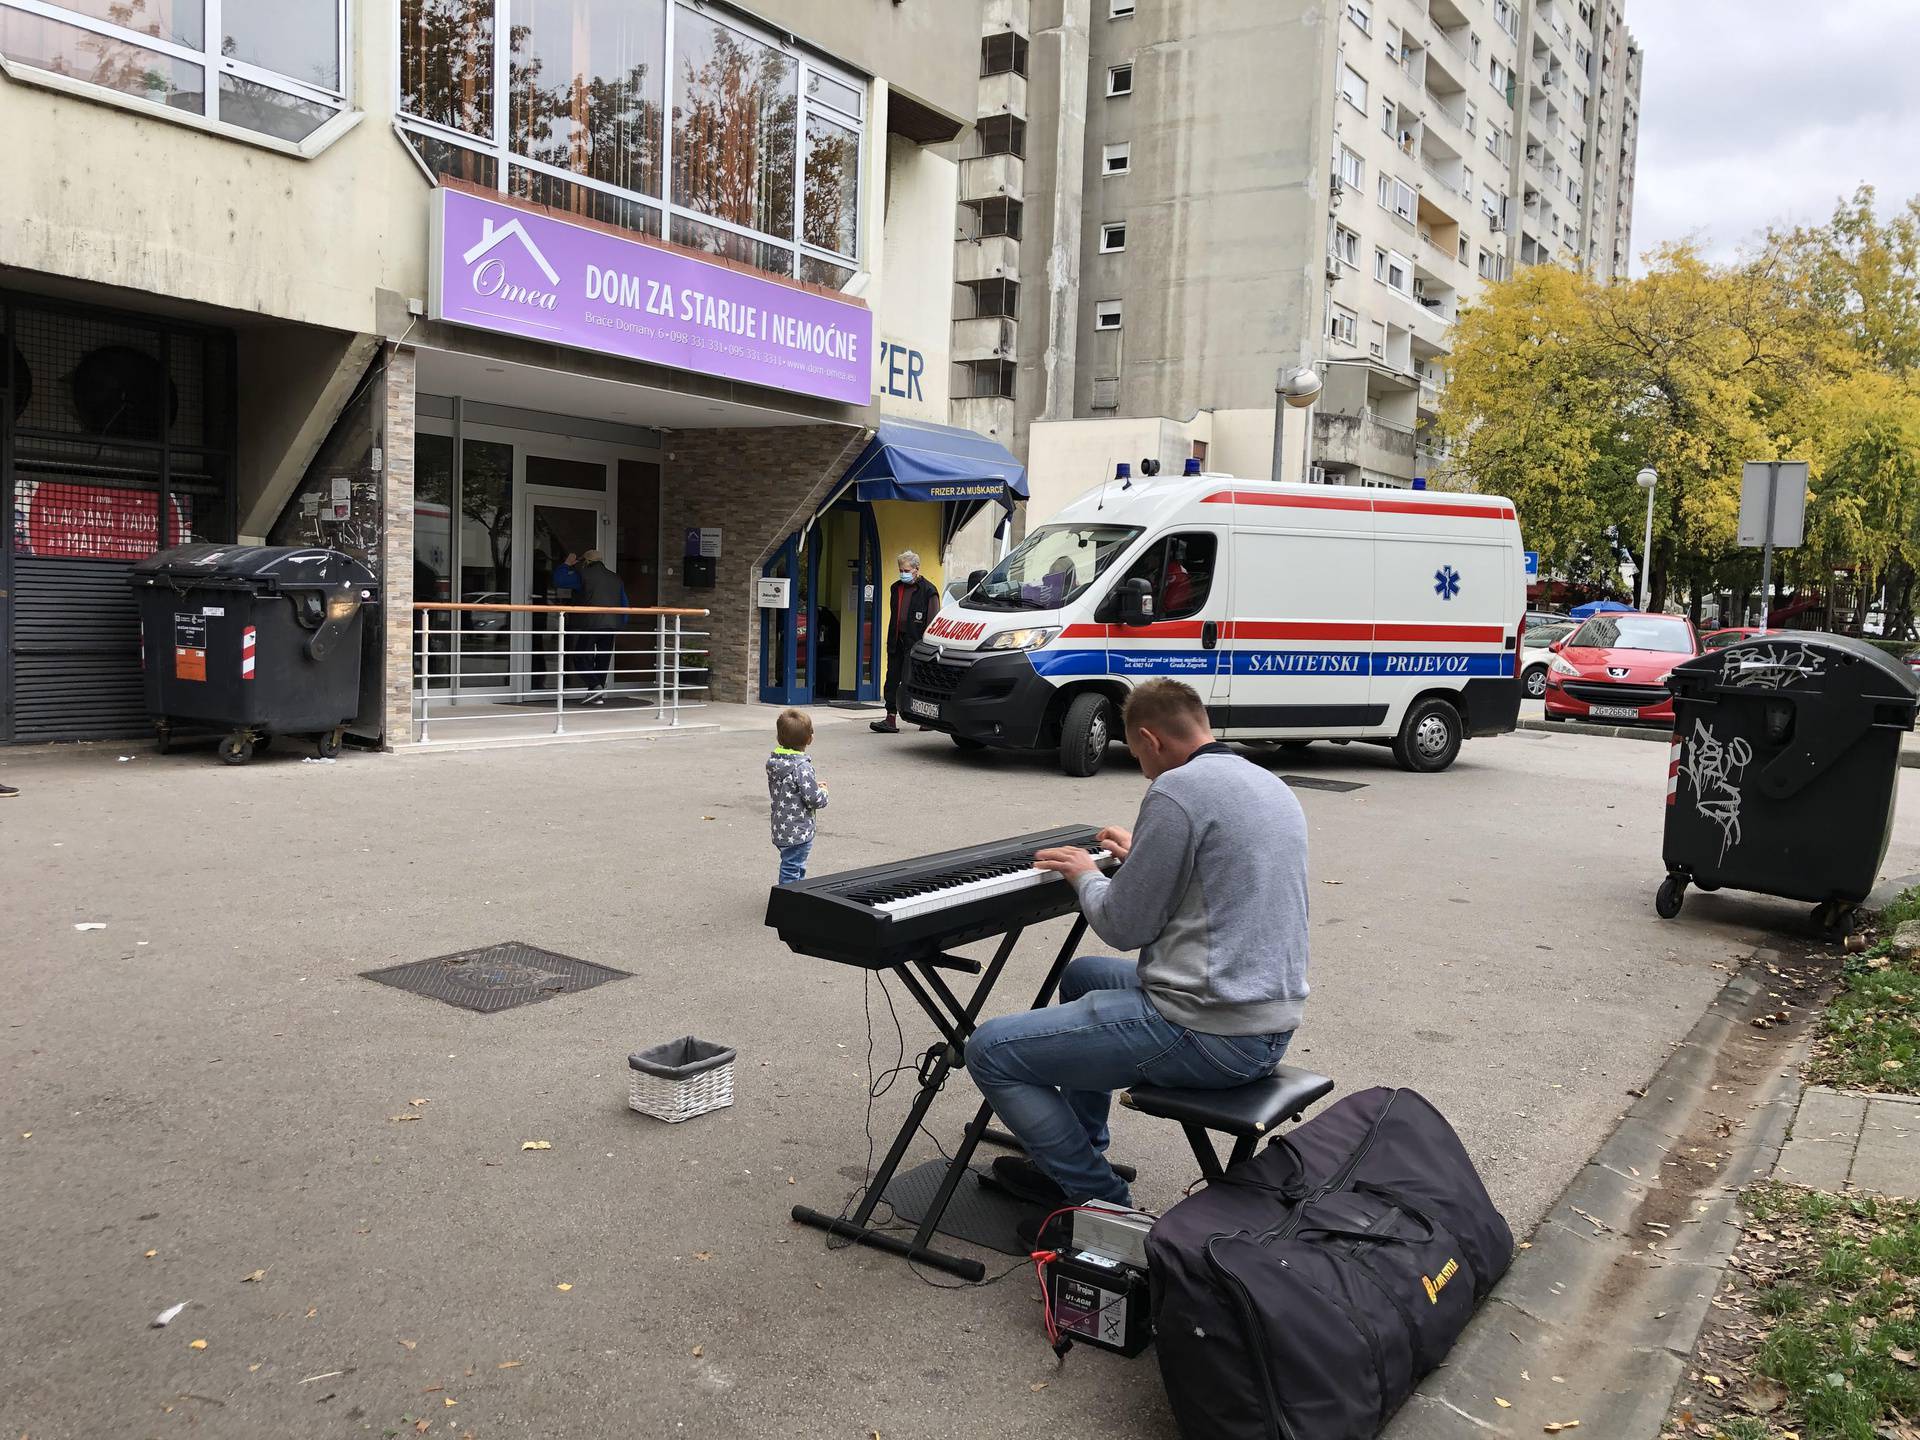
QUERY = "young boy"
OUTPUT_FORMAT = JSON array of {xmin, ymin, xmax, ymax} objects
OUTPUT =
[{"xmin": 768, "ymin": 708, "xmax": 829, "ymax": 883}]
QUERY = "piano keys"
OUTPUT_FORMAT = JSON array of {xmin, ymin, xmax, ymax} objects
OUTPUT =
[{"xmin": 764, "ymin": 825, "xmax": 1119, "ymax": 969}]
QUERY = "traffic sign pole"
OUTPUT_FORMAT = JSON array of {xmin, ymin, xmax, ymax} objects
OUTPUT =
[{"xmin": 1758, "ymin": 460, "xmax": 1779, "ymax": 629}]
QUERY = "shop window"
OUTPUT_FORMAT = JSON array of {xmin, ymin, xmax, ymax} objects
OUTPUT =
[
  {"xmin": 396, "ymin": 0, "xmax": 866, "ymax": 283},
  {"xmin": 1, "ymin": 0, "xmax": 347, "ymax": 141}
]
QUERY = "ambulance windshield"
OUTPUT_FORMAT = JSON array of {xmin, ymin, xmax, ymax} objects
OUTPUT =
[{"xmin": 969, "ymin": 524, "xmax": 1144, "ymax": 611}]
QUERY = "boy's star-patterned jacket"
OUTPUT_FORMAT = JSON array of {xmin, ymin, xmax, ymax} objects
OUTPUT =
[{"xmin": 767, "ymin": 747, "xmax": 829, "ymax": 846}]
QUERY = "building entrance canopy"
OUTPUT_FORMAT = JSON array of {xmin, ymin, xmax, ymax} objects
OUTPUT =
[{"xmin": 844, "ymin": 417, "xmax": 1028, "ymax": 508}]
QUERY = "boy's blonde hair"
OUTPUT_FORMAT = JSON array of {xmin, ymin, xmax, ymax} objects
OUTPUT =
[{"xmin": 776, "ymin": 708, "xmax": 813, "ymax": 749}]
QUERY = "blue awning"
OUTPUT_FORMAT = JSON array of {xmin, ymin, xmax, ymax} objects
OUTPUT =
[{"xmin": 845, "ymin": 417, "xmax": 1028, "ymax": 507}]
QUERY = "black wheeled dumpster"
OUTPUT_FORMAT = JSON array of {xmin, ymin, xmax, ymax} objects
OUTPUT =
[
  {"xmin": 1657, "ymin": 633, "xmax": 1920, "ymax": 936},
  {"xmin": 130, "ymin": 546, "xmax": 378, "ymax": 765}
]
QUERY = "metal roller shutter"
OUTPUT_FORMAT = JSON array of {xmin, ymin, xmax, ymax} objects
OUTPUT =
[{"xmin": 10, "ymin": 556, "xmax": 148, "ymax": 741}]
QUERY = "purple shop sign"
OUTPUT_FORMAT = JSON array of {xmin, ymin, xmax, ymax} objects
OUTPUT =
[{"xmin": 428, "ymin": 187, "xmax": 873, "ymax": 407}]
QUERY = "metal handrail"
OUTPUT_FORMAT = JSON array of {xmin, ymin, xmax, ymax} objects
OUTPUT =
[{"xmin": 410, "ymin": 601, "xmax": 713, "ymax": 743}]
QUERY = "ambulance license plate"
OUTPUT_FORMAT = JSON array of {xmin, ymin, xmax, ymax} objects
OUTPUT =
[
  {"xmin": 907, "ymin": 697, "xmax": 941, "ymax": 721},
  {"xmin": 1589, "ymin": 704, "xmax": 1639, "ymax": 720}
]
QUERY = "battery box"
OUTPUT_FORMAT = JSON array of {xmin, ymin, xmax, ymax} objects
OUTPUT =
[{"xmin": 1045, "ymin": 1247, "xmax": 1153, "ymax": 1357}]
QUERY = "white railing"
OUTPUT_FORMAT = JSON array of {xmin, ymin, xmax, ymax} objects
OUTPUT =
[{"xmin": 412, "ymin": 602, "xmax": 711, "ymax": 743}]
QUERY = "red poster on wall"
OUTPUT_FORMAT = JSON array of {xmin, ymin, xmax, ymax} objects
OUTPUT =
[{"xmin": 12, "ymin": 479, "xmax": 190, "ymax": 560}]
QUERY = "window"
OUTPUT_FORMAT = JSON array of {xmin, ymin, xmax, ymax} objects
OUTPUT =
[
  {"xmin": 967, "ymin": 277, "xmax": 1020, "ymax": 319},
  {"xmin": 1094, "ymin": 300, "xmax": 1123, "ymax": 331},
  {"xmin": 1493, "ymin": 0, "xmax": 1518, "ymax": 39},
  {"xmin": 1119, "ymin": 533, "xmax": 1218, "ymax": 621},
  {"xmin": 964, "ymin": 359, "xmax": 1017, "ymax": 399},
  {"xmin": 1346, "ymin": 0, "xmax": 1371, "ymax": 33},
  {"xmin": 1369, "ymin": 319, "xmax": 1388, "ymax": 358},
  {"xmin": 1486, "ymin": 125, "xmax": 1510, "ymax": 161},
  {"xmin": 982, "ymin": 29, "xmax": 1028, "ymax": 76},
  {"xmin": 1489, "ymin": 57, "xmax": 1514, "ymax": 101},
  {"xmin": 1338, "ymin": 145, "xmax": 1364, "ymax": 189},
  {"xmin": 1331, "ymin": 224, "xmax": 1360, "ymax": 266},
  {"xmin": 973, "ymin": 523, "xmax": 1143, "ymax": 611},
  {"xmin": 1470, "ymin": 31, "xmax": 1481, "ymax": 64},
  {"xmin": 1100, "ymin": 222, "xmax": 1127, "ymax": 253},
  {"xmin": 973, "ymin": 195, "xmax": 1024, "ymax": 240},
  {"xmin": 977, "ymin": 113, "xmax": 1026, "ymax": 158},
  {"xmin": 1377, "ymin": 174, "xmax": 1416, "ymax": 222},
  {"xmin": 1103, "ymin": 141, "xmax": 1131, "ymax": 175},
  {"xmin": 1, "ymin": 0, "xmax": 347, "ymax": 142},
  {"xmin": 1110, "ymin": 0, "xmax": 1135, "ymax": 15},
  {"xmin": 396, "ymin": 2, "xmax": 868, "ymax": 284},
  {"xmin": 1464, "ymin": 101, "xmax": 1476, "ymax": 136},
  {"xmin": 1339, "ymin": 63, "xmax": 1367, "ymax": 111},
  {"xmin": 1381, "ymin": 99, "xmax": 1396, "ymax": 136},
  {"xmin": 1107, "ymin": 62, "xmax": 1133, "ymax": 96},
  {"xmin": 1373, "ymin": 247, "xmax": 1410, "ymax": 293},
  {"xmin": 1191, "ymin": 440, "xmax": 1209, "ymax": 464},
  {"xmin": 1329, "ymin": 302, "xmax": 1359, "ymax": 345}
]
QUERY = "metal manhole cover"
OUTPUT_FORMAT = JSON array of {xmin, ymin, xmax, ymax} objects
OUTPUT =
[
  {"xmin": 1280, "ymin": 775, "xmax": 1369, "ymax": 793},
  {"xmin": 361, "ymin": 941, "xmax": 632, "ymax": 1014}
]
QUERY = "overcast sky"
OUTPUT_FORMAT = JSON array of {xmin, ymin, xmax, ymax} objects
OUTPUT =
[{"xmin": 1628, "ymin": 0, "xmax": 1920, "ymax": 269}]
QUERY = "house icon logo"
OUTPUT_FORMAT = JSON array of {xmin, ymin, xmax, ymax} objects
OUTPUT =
[{"xmin": 463, "ymin": 215, "xmax": 561, "ymax": 312}]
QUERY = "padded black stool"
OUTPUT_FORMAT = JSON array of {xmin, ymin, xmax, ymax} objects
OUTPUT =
[{"xmin": 1121, "ymin": 1064, "xmax": 1335, "ymax": 1183}]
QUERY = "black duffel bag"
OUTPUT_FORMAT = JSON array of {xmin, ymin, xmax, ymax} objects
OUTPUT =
[{"xmin": 1147, "ymin": 1087, "xmax": 1513, "ymax": 1440}]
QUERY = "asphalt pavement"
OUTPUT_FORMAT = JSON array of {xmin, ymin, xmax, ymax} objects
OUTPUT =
[{"xmin": 5, "ymin": 717, "xmax": 1917, "ymax": 1439}]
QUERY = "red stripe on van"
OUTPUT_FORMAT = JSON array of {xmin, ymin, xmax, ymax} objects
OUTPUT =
[
  {"xmin": 1374, "ymin": 498, "xmax": 1516, "ymax": 520},
  {"xmin": 1227, "ymin": 621, "xmax": 1374, "ymax": 641},
  {"xmin": 1202, "ymin": 489, "xmax": 1514, "ymax": 521},
  {"xmin": 1204, "ymin": 490, "xmax": 1374, "ymax": 513},
  {"xmin": 1060, "ymin": 623, "xmax": 1108, "ymax": 638},
  {"xmin": 1374, "ymin": 623, "xmax": 1507, "ymax": 643}
]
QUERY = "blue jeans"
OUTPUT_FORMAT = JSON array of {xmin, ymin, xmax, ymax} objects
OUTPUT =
[
  {"xmin": 965, "ymin": 954, "xmax": 1292, "ymax": 1205},
  {"xmin": 776, "ymin": 840, "xmax": 813, "ymax": 884}
]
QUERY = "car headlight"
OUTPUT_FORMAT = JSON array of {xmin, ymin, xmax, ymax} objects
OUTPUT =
[
  {"xmin": 981, "ymin": 627, "xmax": 1061, "ymax": 652},
  {"xmin": 1550, "ymin": 654, "xmax": 1581, "ymax": 676}
]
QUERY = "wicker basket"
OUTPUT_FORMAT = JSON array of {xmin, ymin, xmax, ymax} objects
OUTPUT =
[{"xmin": 627, "ymin": 1036, "xmax": 736, "ymax": 1123}]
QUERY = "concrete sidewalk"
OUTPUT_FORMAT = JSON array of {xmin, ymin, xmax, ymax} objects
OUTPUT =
[{"xmin": 1775, "ymin": 1087, "xmax": 1920, "ymax": 1196}]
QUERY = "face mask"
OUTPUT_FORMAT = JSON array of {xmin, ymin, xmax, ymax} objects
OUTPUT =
[{"xmin": 898, "ymin": 571, "xmax": 914, "ymax": 584}]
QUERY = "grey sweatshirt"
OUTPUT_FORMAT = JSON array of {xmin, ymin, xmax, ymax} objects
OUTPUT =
[
  {"xmin": 767, "ymin": 748, "xmax": 828, "ymax": 846},
  {"xmin": 1069, "ymin": 744, "xmax": 1309, "ymax": 1036}
]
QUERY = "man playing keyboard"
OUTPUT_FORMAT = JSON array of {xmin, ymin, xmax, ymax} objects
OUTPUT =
[{"xmin": 964, "ymin": 679, "xmax": 1310, "ymax": 1211}]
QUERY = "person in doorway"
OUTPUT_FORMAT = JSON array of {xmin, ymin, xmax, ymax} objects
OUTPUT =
[
  {"xmin": 768, "ymin": 708, "xmax": 829, "ymax": 883},
  {"xmin": 559, "ymin": 549, "xmax": 627, "ymax": 703},
  {"xmin": 870, "ymin": 551, "xmax": 940, "ymax": 734},
  {"xmin": 964, "ymin": 679, "xmax": 1310, "ymax": 1214}
]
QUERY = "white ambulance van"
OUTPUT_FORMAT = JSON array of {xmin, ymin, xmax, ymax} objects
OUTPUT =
[{"xmin": 901, "ymin": 464, "xmax": 1526, "ymax": 776}]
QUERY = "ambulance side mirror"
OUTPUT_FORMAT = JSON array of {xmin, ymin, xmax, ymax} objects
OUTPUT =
[
  {"xmin": 966, "ymin": 569, "xmax": 987, "ymax": 594},
  {"xmin": 1115, "ymin": 577, "xmax": 1156, "ymax": 627}
]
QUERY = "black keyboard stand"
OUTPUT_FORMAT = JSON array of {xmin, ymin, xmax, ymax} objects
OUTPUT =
[{"xmin": 791, "ymin": 913, "xmax": 1090, "ymax": 1282}]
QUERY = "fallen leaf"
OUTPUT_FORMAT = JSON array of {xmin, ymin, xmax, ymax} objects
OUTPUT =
[
  {"xmin": 1892, "ymin": 1347, "xmax": 1917, "ymax": 1368},
  {"xmin": 1522, "ymin": 1371, "xmax": 1531, "ymax": 1381},
  {"xmin": 443, "ymin": 1398, "xmax": 457, "ymax": 1408},
  {"xmin": 1733, "ymin": 1378, "xmax": 1787, "ymax": 1415},
  {"xmin": 305, "ymin": 1308, "xmax": 317, "ymax": 1319},
  {"xmin": 398, "ymin": 1339, "xmax": 417, "ymax": 1351},
  {"xmin": 1884, "ymin": 1060, "xmax": 1905, "ymax": 1072},
  {"xmin": 188, "ymin": 1339, "xmax": 207, "ymax": 1351},
  {"xmin": 1543, "ymin": 1425, "xmax": 1580, "ymax": 1435},
  {"xmin": 409, "ymin": 1098, "xmax": 430, "ymax": 1107},
  {"xmin": 388, "ymin": 1114, "xmax": 419, "ymax": 1123},
  {"xmin": 693, "ymin": 1251, "xmax": 714, "ymax": 1262},
  {"xmin": 248, "ymin": 1363, "xmax": 261, "ymax": 1373},
  {"xmin": 153, "ymin": 1302, "xmax": 189, "ymax": 1327},
  {"xmin": 692, "ymin": 1345, "xmax": 704, "ymax": 1357},
  {"xmin": 415, "ymin": 1422, "xmax": 430, "ymax": 1434},
  {"xmin": 241, "ymin": 1269, "xmax": 267, "ymax": 1283},
  {"xmin": 555, "ymin": 1283, "xmax": 573, "ymax": 1292},
  {"xmin": 145, "ymin": 1249, "xmax": 158, "ymax": 1259},
  {"xmin": 497, "ymin": 1360, "xmax": 522, "ymax": 1370},
  {"xmin": 521, "ymin": 1140, "xmax": 551, "ymax": 1151},
  {"xmin": 1030, "ymin": 1381, "xmax": 1049, "ymax": 1391},
  {"xmin": 21, "ymin": 1132, "xmax": 31, "ymax": 1140},
  {"xmin": 1496, "ymin": 1397, "xmax": 1512, "ymax": 1408},
  {"xmin": 1551, "ymin": 1375, "xmax": 1565, "ymax": 1383}
]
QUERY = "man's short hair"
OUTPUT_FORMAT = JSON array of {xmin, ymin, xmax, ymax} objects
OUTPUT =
[
  {"xmin": 1122, "ymin": 679, "xmax": 1209, "ymax": 739},
  {"xmin": 776, "ymin": 707, "xmax": 813, "ymax": 749},
  {"xmin": 582, "ymin": 549, "xmax": 603, "ymax": 564},
  {"xmin": 896, "ymin": 550, "xmax": 920, "ymax": 569}
]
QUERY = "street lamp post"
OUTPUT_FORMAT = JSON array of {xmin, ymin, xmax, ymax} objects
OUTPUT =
[
  {"xmin": 1635, "ymin": 467, "xmax": 1658, "ymax": 611},
  {"xmin": 1269, "ymin": 366, "xmax": 1324, "ymax": 484}
]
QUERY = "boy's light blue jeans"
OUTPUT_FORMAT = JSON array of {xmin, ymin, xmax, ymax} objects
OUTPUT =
[
  {"xmin": 776, "ymin": 840, "xmax": 812, "ymax": 885},
  {"xmin": 964, "ymin": 954, "xmax": 1292, "ymax": 1205}
]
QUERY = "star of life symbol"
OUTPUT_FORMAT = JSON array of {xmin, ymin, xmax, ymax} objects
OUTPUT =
[{"xmin": 1433, "ymin": 565, "xmax": 1461, "ymax": 601}]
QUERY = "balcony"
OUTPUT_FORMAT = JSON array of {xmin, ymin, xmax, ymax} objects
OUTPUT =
[
  {"xmin": 952, "ymin": 395, "xmax": 1016, "ymax": 443},
  {"xmin": 1314, "ymin": 409, "xmax": 1418, "ymax": 482},
  {"xmin": 953, "ymin": 316, "xmax": 1016, "ymax": 364},
  {"xmin": 1423, "ymin": 84, "xmax": 1468, "ymax": 135},
  {"xmin": 957, "ymin": 234, "xmax": 1021, "ymax": 283},
  {"xmin": 978, "ymin": 70, "xmax": 1027, "ymax": 121},
  {"xmin": 960, "ymin": 153, "xmax": 1024, "ymax": 204},
  {"xmin": 1417, "ymin": 182, "xmax": 1467, "ymax": 230}
]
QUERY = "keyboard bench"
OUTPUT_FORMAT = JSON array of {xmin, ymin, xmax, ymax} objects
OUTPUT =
[{"xmin": 1121, "ymin": 1064, "xmax": 1335, "ymax": 1182}]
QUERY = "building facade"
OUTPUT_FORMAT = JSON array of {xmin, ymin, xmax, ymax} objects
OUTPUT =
[
  {"xmin": 0, "ymin": 0, "xmax": 1007, "ymax": 745},
  {"xmin": 977, "ymin": 0, "xmax": 1641, "ymax": 523}
]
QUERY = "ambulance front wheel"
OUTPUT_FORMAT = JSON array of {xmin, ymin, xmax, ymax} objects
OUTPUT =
[
  {"xmin": 1391, "ymin": 698, "xmax": 1462, "ymax": 773},
  {"xmin": 1059, "ymin": 693, "xmax": 1115, "ymax": 778}
]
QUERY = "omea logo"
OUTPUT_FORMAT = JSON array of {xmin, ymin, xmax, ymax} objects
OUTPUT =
[{"xmin": 1421, "ymin": 1258, "xmax": 1459, "ymax": 1304}]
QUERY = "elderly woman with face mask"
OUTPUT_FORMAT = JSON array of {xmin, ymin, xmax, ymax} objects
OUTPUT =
[{"xmin": 870, "ymin": 550, "xmax": 941, "ymax": 734}]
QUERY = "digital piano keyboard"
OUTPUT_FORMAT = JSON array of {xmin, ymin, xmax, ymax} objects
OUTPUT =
[{"xmin": 764, "ymin": 826, "xmax": 1118, "ymax": 969}]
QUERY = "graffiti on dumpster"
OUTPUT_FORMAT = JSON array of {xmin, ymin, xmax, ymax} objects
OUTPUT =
[
  {"xmin": 1724, "ymin": 641, "xmax": 1826, "ymax": 690},
  {"xmin": 1679, "ymin": 718, "xmax": 1754, "ymax": 862}
]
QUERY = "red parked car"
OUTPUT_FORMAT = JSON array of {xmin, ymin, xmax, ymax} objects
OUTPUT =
[
  {"xmin": 1542, "ymin": 611, "xmax": 1699, "ymax": 726},
  {"xmin": 1699, "ymin": 626, "xmax": 1779, "ymax": 650}
]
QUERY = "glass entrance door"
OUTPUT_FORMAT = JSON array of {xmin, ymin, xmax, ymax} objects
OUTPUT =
[{"xmin": 525, "ymin": 496, "xmax": 606, "ymax": 696}]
